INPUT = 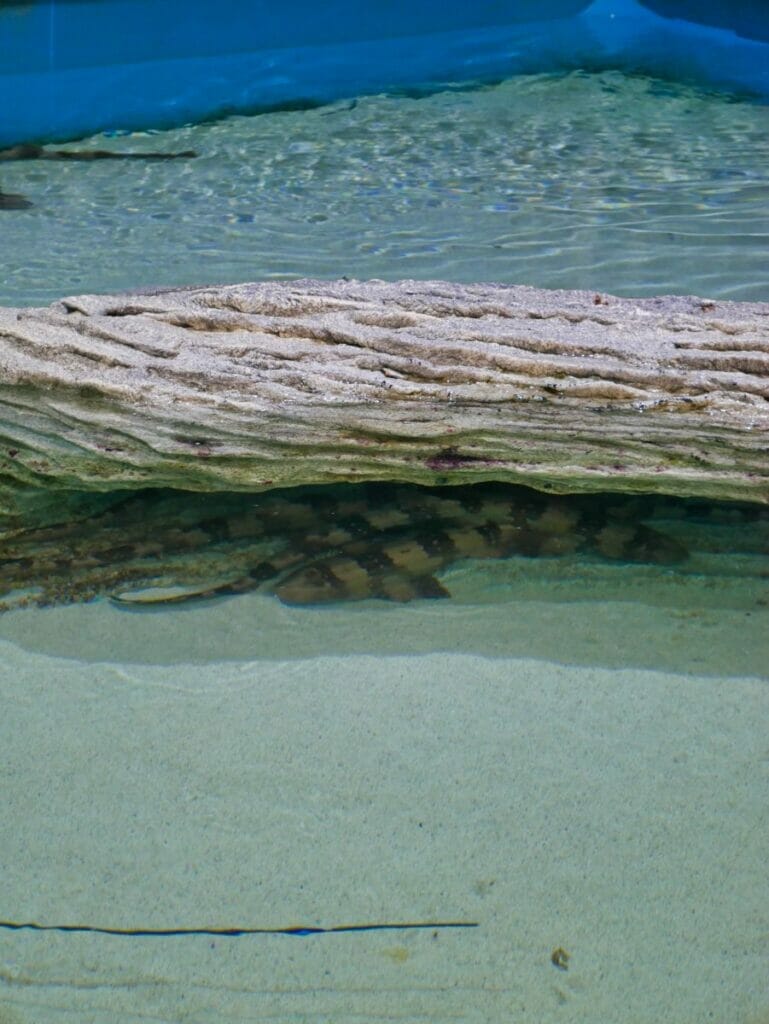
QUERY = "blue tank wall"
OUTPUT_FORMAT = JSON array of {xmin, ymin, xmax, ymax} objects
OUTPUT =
[
  {"xmin": 576, "ymin": 0, "xmax": 769, "ymax": 99},
  {"xmin": 639, "ymin": 0, "xmax": 769, "ymax": 43},
  {"xmin": 0, "ymin": 0, "xmax": 593, "ymax": 72},
  {"xmin": 0, "ymin": 0, "xmax": 767, "ymax": 146}
]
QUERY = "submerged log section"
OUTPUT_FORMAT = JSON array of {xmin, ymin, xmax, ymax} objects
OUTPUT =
[{"xmin": 0, "ymin": 278, "xmax": 767, "ymax": 519}]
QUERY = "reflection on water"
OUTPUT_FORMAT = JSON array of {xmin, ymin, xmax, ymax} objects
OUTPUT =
[{"xmin": 1, "ymin": 71, "xmax": 768, "ymax": 305}]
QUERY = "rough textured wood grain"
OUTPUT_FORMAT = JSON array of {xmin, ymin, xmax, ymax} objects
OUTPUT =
[{"xmin": 0, "ymin": 278, "xmax": 767, "ymax": 524}]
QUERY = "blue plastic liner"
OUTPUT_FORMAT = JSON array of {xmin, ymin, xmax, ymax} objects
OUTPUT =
[{"xmin": 1, "ymin": 0, "xmax": 767, "ymax": 145}]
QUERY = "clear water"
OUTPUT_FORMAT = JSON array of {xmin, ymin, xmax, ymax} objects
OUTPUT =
[
  {"xmin": 0, "ymin": 72, "xmax": 768, "ymax": 1024},
  {"xmin": 1, "ymin": 71, "xmax": 769, "ymax": 306}
]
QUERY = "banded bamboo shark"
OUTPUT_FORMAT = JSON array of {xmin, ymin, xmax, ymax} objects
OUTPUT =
[
  {"xmin": 0, "ymin": 482, "xmax": 687, "ymax": 612},
  {"xmin": 0, "ymin": 144, "xmax": 196, "ymax": 210},
  {"xmin": 119, "ymin": 482, "xmax": 686, "ymax": 607}
]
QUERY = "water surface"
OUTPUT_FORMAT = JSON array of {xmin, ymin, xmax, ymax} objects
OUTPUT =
[{"xmin": 1, "ymin": 71, "xmax": 768, "ymax": 305}]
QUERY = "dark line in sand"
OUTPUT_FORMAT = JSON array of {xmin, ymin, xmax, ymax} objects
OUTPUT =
[{"xmin": 0, "ymin": 918, "xmax": 478, "ymax": 938}]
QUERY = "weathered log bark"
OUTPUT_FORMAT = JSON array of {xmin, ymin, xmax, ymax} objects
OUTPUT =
[{"xmin": 0, "ymin": 278, "xmax": 767, "ymax": 525}]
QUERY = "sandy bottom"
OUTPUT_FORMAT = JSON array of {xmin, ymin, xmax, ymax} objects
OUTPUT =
[{"xmin": 0, "ymin": 592, "xmax": 767, "ymax": 1024}]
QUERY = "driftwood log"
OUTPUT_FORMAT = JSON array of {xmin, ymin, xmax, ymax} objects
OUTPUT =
[{"xmin": 0, "ymin": 278, "xmax": 767, "ymax": 527}]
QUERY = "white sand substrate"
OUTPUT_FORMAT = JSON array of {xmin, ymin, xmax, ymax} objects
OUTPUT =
[{"xmin": 0, "ymin": 592, "xmax": 767, "ymax": 1024}]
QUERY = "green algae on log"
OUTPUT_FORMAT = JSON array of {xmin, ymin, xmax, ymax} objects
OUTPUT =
[{"xmin": 0, "ymin": 278, "xmax": 767, "ymax": 526}]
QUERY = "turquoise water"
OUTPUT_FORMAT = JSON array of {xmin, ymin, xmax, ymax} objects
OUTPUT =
[
  {"xmin": 0, "ymin": 72, "xmax": 768, "ymax": 1023},
  {"xmin": 1, "ymin": 71, "xmax": 768, "ymax": 305}
]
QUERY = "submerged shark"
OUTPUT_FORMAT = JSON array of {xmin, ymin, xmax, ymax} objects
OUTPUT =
[
  {"xmin": 0, "ymin": 481, "xmax": 687, "ymax": 612},
  {"xmin": 0, "ymin": 144, "xmax": 196, "ymax": 210},
  {"xmin": 0, "ymin": 144, "xmax": 196, "ymax": 162},
  {"xmin": 122, "ymin": 482, "xmax": 687, "ymax": 608}
]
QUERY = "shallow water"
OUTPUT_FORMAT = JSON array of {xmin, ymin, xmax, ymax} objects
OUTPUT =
[
  {"xmin": 1, "ymin": 71, "xmax": 769, "ymax": 305},
  {"xmin": 0, "ymin": 71, "xmax": 768, "ymax": 1023}
]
